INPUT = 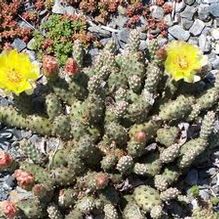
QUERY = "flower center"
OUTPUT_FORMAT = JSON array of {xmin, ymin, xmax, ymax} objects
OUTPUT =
[
  {"xmin": 8, "ymin": 68, "xmax": 22, "ymax": 83},
  {"xmin": 177, "ymin": 56, "xmax": 188, "ymax": 69}
]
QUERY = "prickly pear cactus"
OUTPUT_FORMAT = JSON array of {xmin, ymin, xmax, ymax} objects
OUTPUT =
[{"xmin": 0, "ymin": 30, "xmax": 218, "ymax": 218}]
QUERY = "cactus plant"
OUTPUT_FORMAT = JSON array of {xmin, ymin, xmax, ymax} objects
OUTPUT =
[{"xmin": 0, "ymin": 30, "xmax": 218, "ymax": 218}]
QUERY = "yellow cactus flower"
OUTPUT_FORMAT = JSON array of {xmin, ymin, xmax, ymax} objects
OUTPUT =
[
  {"xmin": 0, "ymin": 50, "xmax": 40, "ymax": 95},
  {"xmin": 164, "ymin": 41, "xmax": 207, "ymax": 83}
]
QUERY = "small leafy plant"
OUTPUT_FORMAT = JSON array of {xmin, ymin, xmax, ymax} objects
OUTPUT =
[{"xmin": 32, "ymin": 14, "xmax": 89, "ymax": 65}]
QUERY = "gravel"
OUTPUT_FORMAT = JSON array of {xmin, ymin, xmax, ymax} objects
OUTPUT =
[
  {"xmin": 168, "ymin": 25, "xmax": 190, "ymax": 41},
  {"xmin": 189, "ymin": 19, "xmax": 206, "ymax": 36},
  {"xmin": 12, "ymin": 38, "xmax": 26, "ymax": 52}
]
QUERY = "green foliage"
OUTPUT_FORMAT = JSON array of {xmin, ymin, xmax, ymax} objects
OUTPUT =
[
  {"xmin": 188, "ymin": 185, "xmax": 200, "ymax": 198},
  {"xmin": 32, "ymin": 14, "xmax": 87, "ymax": 65}
]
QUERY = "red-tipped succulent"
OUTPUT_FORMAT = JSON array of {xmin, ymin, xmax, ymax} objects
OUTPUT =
[
  {"xmin": 42, "ymin": 55, "xmax": 59, "ymax": 77},
  {"xmin": 13, "ymin": 169, "xmax": 35, "ymax": 190},
  {"xmin": 0, "ymin": 151, "xmax": 13, "ymax": 171},
  {"xmin": 0, "ymin": 201, "xmax": 17, "ymax": 219},
  {"xmin": 134, "ymin": 131, "xmax": 147, "ymax": 143},
  {"xmin": 95, "ymin": 173, "xmax": 109, "ymax": 189},
  {"xmin": 64, "ymin": 58, "xmax": 79, "ymax": 75}
]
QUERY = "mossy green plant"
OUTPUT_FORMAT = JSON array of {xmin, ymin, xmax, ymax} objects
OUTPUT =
[{"xmin": 32, "ymin": 14, "xmax": 87, "ymax": 65}]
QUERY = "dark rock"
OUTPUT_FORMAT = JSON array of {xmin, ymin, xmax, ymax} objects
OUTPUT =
[{"xmin": 185, "ymin": 169, "xmax": 198, "ymax": 185}]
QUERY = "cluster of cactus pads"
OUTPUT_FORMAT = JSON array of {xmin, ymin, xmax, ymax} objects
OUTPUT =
[{"xmin": 1, "ymin": 30, "xmax": 219, "ymax": 218}]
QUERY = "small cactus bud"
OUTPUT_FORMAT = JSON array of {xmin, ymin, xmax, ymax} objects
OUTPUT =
[
  {"xmin": 95, "ymin": 173, "xmax": 109, "ymax": 189},
  {"xmin": 64, "ymin": 58, "xmax": 79, "ymax": 75},
  {"xmin": 134, "ymin": 131, "xmax": 147, "ymax": 143},
  {"xmin": 33, "ymin": 184, "xmax": 46, "ymax": 196},
  {"xmin": 155, "ymin": 47, "xmax": 167, "ymax": 61},
  {"xmin": 13, "ymin": 169, "xmax": 35, "ymax": 190},
  {"xmin": 42, "ymin": 55, "xmax": 59, "ymax": 77},
  {"xmin": 0, "ymin": 200, "xmax": 17, "ymax": 219},
  {"xmin": 0, "ymin": 151, "xmax": 13, "ymax": 170}
]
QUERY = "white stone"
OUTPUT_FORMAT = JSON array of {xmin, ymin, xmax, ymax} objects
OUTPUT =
[
  {"xmin": 211, "ymin": 28, "xmax": 219, "ymax": 40},
  {"xmin": 202, "ymin": 0, "xmax": 218, "ymax": 3},
  {"xmin": 214, "ymin": 43, "xmax": 219, "ymax": 54},
  {"xmin": 198, "ymin": 34, "xmax": 207, "ymax": 51},
  {"xmin": 52, "ymin": 0, "xmax": 65, "ymax": 14},
  {"xmin": 175, "ymin": 1, "xmax": 186, "ymax": 13},
  {"xmin": 189, "ymin": 19, "xmax": 205, "ymax": 36}
]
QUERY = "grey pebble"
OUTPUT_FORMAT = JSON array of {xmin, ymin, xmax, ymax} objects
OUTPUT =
[
  {"xmin": 18, "ymin": 21, "xmax": 31, "ymax": 29},
  {"xmin": 202, "ymin": 0, "xmax": 219, "ymax": 3},
  {"xmin": 211, "ymin": 28, "xmax": 219, "ymax": 40},
  {"xmin": 89, "ymin": 48, "xmax": 99, "ymax": 58},
  {"xmin": 209, "ymin": 3, "xmax": 219, "ymax": 17},
  {"xmin": 168, "ymin": 25, "xmax": 190, "ymax": 41},
  {"xmin": 164, "ymin": 14, "xmax": 173, "ymax": 26},
  {"xmin": 110, "ymin": 15, "xmax": 128, "ymax": 29},
  {"xmin": 100, "ymin": 38, "xmax": 111, "ymax": 46},
  {"xmin": 39, "ymin": 9, "xmax": 48, "ymax": 16},
  {"xmin": 199, "ymin": 189, "xmax": 210, "ymax": 201},
  {"xmin": 188, "ymin": 37, "xmax": 199, "ymax": 45},
  {"xmin": 181, "ymin": 18, "xmax": 194, "ymax": 30},
  {"xmin": 199, "ymin": 34, "xmax": 207, "ymax": 51},
  {"xmin": 139, "ymin": 40, "xmax": 147, "ymax": 51},
  {"xmin": 180, "ymin": 5, "xmax": 197, "ymax": 21},
  {"xmin": 65, "ymin": 6, "xmax": 76, "ymax": 15},
  {"xmin": 3, "ymin": 175, "xmax": 15, "ymax": 190},
  {"xmin": 212, "ymin": 56, "xmax": 219, "ymax": 69},
  {"xmin": 117, "ymin": 28, "xmax": 130, "ymax": 43},
  {"xmin": 198, "ymin": 4, "xmax": 210, "ymax": 21},
  {"xmin": 185, "ymin": 0, "xmax": 195, "ymax": 5},
  {"xmin": 189, "ymin": 19, "xmax": 205, "ymax": 36},
  {"xmin": 12, "ymin": 38, "xmax": 26, "ymax": 52},
  {"xmin": 175, "ymin": 1, "xmax": 186, "ymax": 13},
  {"xmin": 215, "ymin": 18, "xmax": 219, "ymax": 27},
  {"xmin": 140, "ymin": 33, "xmax": 147, "ymax": 40},
  {"xmin": 24, "ymin": 49, "xmax": 36, "ymax": 61},
  {"xmin": 151, "ymin": 6, "xmax": 164, "ymax": 20},
  {"xmin": 52, "ymin": 0, "xmax": 65, "ymax": 14},
  {"xmin": 88, "ymin": 26, "xmax": 111, "ymax": 38},
  {"xmin": 202, "ymin": 26, "xmax": 211, "ymax": 35}
]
